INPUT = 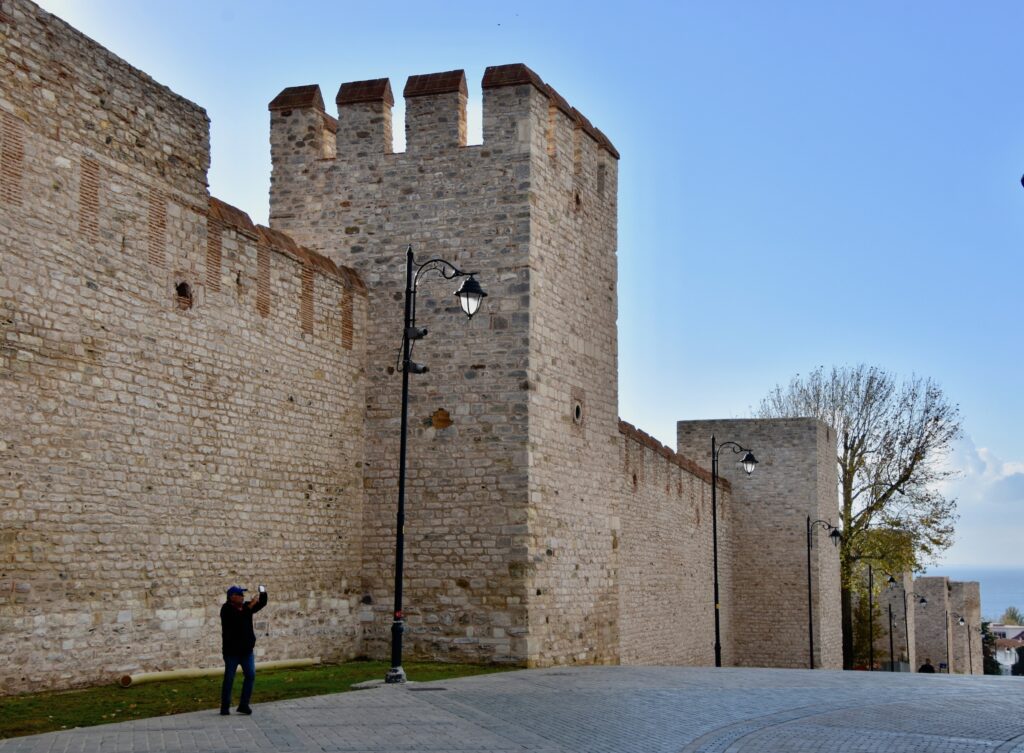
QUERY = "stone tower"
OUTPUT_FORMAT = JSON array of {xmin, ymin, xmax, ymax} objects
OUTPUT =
[
  {"xmin": 676, "ymin": 418, "xmax": 842, "ymax": 669},
  {"xmin": 268, "ymin": 65, "xmax": 621, "ymax": 665}
]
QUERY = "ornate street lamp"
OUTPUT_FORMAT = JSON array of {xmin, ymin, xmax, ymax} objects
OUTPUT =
[
  {"xmin": 709, "ymin": 436, "xmax": 758, "ymax": 667},
  {"xmin": 806, "ymin": 517, "xmax": 841, "ymax": 669},
  {"xmin": 385, "ymin": 246, "xmax": 486, "ymax": 684}
]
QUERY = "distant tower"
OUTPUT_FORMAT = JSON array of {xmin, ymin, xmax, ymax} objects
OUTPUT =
[{"xmin": 676, "ymin": 418, "xmax": 842, "ymax": 668}]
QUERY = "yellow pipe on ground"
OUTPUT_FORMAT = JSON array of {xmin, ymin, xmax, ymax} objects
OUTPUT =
[{"xmin": 118, "ymin": 657, "xmax": 320, "ymax": 687}]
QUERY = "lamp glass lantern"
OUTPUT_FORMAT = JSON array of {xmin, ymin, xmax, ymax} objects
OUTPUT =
[{"xmin": 454, "ymin": 276, "xmax": 486, "ymax": 318}]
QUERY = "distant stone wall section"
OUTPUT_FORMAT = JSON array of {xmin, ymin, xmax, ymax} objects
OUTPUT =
[
  {"xmin": 913, "ymin": 576, "xmax": 953, "ymax": 673},
  {"xmin": 677, "ymin": 418, "xmax": 842, "ymax": 669},
  {"xmin": 878, "ymin": 572, "xmax": 918, "ymax": 670},
  {"xmin": 949, "ymin": 581, "xmax": 982, "ymax": 675}
]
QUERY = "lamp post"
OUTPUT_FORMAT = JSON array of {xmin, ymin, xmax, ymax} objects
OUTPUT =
[
  {"xmin": 887, "ymin": 602, "xmax": 896, "ymax": 671},
  {"xmin": 385, "ymin": 246, "xmax": 487, "ymax": 684},
  {"xmin": 806, "ymin": 517, "xmax": 841, "ymax": 669},
  {"xmin": 709, "ymin": 436, "xmax": 758, "ymax": 668},
  {"xmin": 867, "ymin": 564, "xmax": 875, "ymax": 671},
  {"xmin": 968, "ymin": 623, "xmax": 975, "ymax": 674}
]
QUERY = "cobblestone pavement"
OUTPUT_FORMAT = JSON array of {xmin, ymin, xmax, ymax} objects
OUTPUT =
[{"xmin": 4, "ymin": 666, "xmax": 1024, "ymax": 753}]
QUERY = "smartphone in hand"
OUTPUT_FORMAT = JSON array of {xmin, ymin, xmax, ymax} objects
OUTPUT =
[{"xmin": 258, "ymin": 584, "xmax": 266, "ymax": 593}]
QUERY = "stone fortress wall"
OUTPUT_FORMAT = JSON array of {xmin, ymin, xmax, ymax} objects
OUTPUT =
[
  {"xmin": 616, "ymin": 422, "xmax": 735, "ymax": 666},
  {"xmin": 11, "ymin": 0, "xmax": 992, "ymax": 694},
  {"xmin": 878, "ymin": 572, "xmax": 918, "ymax": 670},
  {"xmin": 875, "ymin": 573, "xmax": 981, "ymax": 675},
  {"xmin": 263, "ymin": 62, "xmax": 754, "ymax": 670},
  {"xmin": 949, "ymin": 581, "xmax": 983, "ymax": 675},
  {"xmin": 1, "ymin": 0, "xmax": 368, "ymax": 693}
]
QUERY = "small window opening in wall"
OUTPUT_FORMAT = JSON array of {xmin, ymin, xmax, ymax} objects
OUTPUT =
[
  {"xmin": 572, "ymin": 401, "xmax": 583, "ymax": 425},
  {"xmin": 632, "ymin": 473, "xmax": 638, "ymax": 489},
  {"xmin": 574, "ymin": 191, "xmax": 582, "ymax": 210},
  {"xmin": 175, "ymin": 281, "xmax": 193, "ymax": 310}
]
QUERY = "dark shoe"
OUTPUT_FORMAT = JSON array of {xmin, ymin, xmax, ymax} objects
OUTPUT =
[
  {"xmin": 220, "ymin": 709, "xmax": 230, "ymax": 716},
  {"xmin": 236, "ymin": 706, "xmax": 252, "ymax": 715}
]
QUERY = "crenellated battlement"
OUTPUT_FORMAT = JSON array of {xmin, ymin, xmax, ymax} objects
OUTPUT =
[{"xmin": 268, "ymin": 63, "xmax": 617, "ymax": 164}]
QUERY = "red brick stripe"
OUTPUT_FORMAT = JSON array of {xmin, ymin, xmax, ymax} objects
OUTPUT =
[
  {"xmin": 206, "ymin": 218, "xmax": 222, "ymax": 292},
  {"xmin": 256, "ymin": 246, "xmax": 270, "ymax": 318},
  {"xmin": 301, "ymin": 264, "xmax": 314, "ymax": 334},
  {"xmin": 1, "ymin": 112, "xmax": 25, "ymax": 207},
  {"xmin": 341, "ymin": 289, "xmax": 353, "ymax": 350},
  {"xmin": 79, "ymin": 157, "xmax": 100, "ymax": 244}
]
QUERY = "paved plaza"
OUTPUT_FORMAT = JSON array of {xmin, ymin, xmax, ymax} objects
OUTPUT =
[{"xmin": 3, "ymin": 666, "xmax": 1024, "ymax": 752}]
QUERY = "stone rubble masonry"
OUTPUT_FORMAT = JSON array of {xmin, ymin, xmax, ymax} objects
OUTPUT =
[
  {"xmin": 617, "ymin": 421, "xmax": 732, "ymax": 666},
  {"xmin": 949, "ymin": 580, "xmax": 982, "ymax": 675},
  {"xmin": 1, "ymin": 0, "xmax": 368, "ymax": 694},
  {"xmin": 909, "ymin": 576, "xmax": 984, "ymax": 675},
  {"xmin": 267, "ymin": 61, "xmax": 623, "ymax": 668},
  {"xmin": 676, "ymin": 418, "xmax": 843, "ymax": 670},
  {"xmin": 913, "ymin": 576, "xmax": 953, "ymax": 673}
]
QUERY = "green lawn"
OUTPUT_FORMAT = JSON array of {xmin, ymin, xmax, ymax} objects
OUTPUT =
[{"xmin": 0, "ymin": 660, "xmax": 516, "ymax": 739}]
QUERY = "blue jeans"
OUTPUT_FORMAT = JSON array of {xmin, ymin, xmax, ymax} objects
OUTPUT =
[{"xmin": 221, "ymin": 653, "xmax": 255, "ymax": 710}]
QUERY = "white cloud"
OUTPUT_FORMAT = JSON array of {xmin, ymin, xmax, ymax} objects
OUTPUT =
[{"xmin": 935, "ymin": 436, "xmax": 1024, "ymax": 567}]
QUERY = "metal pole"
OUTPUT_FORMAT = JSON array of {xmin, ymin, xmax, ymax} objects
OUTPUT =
[
  {"xmin": 806, "ymin": 515, "xmax": 815, "ymax": 669},
  {"xmin": 385, "ymin": 248, "xmax": 415, "ymax": 684},
  {"xmin": 711, "ymin": 436, "xmax": 722, "ymax": 668},
  {"xmin": 968, "ymin": 625, "xmax": 973, "ymax": 674},
  {"xmin": 903, "ymin": 589, "xmax": 910, "ymax": 663},
  {"xmin": 944, "ymin": 610, "xmax": 950, "ymax": 673},
  {"xmin": 868, "ymin": 565, "xmax": 874, "ymax": 671},
  {"xmin": 888, "ymin": 603, "xmax": 895, "ymax": 671}
]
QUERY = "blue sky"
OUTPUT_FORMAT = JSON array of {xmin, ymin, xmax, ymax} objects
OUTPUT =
[{"xmin": 37, "ymin": 1, "xmax": 1024, "ymax": 569}]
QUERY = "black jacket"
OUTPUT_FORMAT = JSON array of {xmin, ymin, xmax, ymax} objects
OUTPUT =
[{"xmin": 220, "ymin": 592, "xmax": 267, "ymax": 656}]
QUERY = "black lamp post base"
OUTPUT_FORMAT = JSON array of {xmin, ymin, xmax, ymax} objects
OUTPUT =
[{"xmin": 384, "ymin": 666, "xmax": 407, "ymax": 684}]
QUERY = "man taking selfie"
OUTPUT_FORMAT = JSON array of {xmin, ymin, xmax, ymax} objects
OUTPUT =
[{"xmin": 220, "ymin": 584, "xmax": 268, "ymax": 715}]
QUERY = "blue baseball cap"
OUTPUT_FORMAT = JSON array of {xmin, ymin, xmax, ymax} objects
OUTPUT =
[{"xmin": 226, "ymin": 586, "xmax": 247, "ymax": 597}]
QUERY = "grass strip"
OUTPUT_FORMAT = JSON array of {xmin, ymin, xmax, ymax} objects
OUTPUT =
[{"xmin": 0, "ymin": 660, "xmax": 513, "ymax": 739}]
